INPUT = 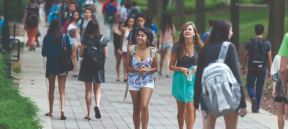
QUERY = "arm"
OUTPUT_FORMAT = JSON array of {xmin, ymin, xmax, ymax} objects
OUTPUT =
[
  {"xmin": 120, "ymin": 29, "xmax": 125, "ymax": 51},
  {"xmin": 76, "ymin": 29, "xmax": 81, "ymax": 46},
  {"xmin": 280, "ymin": 56, "xmax": 288, "ymax": 98},
  {"xmin": 125, "ymin": 49, "xmax": 142, "ymax": 74},
  {"xmin": 159, "ymin": 35, "xmax": 162, "ymax": 50},
  {"xmin": 24, "ymin": 13, "xmax": 27, "ymax": 30},
  {"xmin": 142, "ymin": 54, "xmax": 158, "ymax": 73},
  {"xmin": 79, "ymin": 44, "xmax": 84, "ymax": 57},
  {"xmin": 267, "ymin": 51, "xmax": 272, "ymax": 78},
  {"xmin": 104, "ymin": 46, "xmax": 108, "ymax": 59},
  {"xmin": 127, "ymin": 40, "xmax": 132, "ymax": 52},
  {"xmin": 169, "ymin": 52, "xmax": 189, "ymax": 77},
  {"xmin": 41, "ymin": 37, "xmax": 47, "ymax": 57},
  {"xmin": 272, "ymin": 81, "xmax": 277, "ymax": 98},
  {"xmin": 154, "ymin": 34, "xmax": 157, "ymax": 49},
  {"xmin": 241, "ymin": 50, "xmax": 249, "ymax": 77}
]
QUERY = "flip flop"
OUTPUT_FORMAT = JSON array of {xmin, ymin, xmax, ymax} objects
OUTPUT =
[
  {"xmin": 45, "ymin": 113, "xmax": 53, "ymax": 117},
  {"xmin": 84, "ymin": 117, "xmax": 91, "ymax": 120},
  {"xmin": 60, "ymin": 116, "xmax": 67, "ymax": 120},
  {"xmin": 73, "ymin": 74, "xmax": 78, "ymax": 77},
  {"xmin": 116, "ymin": 79, "xmax": 120, "ymax": 82}
]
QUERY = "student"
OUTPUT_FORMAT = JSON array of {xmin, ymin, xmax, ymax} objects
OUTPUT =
[
  {"xmin": 159, "ymin": 13, "xmax": 175, "ymax": 77},
  {"xmin": 271, "ymin": 55, "xmax": 288, "ymax": 129},
  {"xmin": 104, "ymin": 0, "xmax": 117, "ymax": 41},
  {"xmin": 119, "ymin": 0, "xmax": 131, "ymax": 21},
  {"xmin": 113, "ymin": 22, "xmax": 125, "ymax": 81},
  {"xmin": 194, "ymin": 19, "xmax": 247, "ymax": 129},
  {"xmin": 144, "ymin": 14, "xmax": 158, "ymax": 48},
  {"xmin": 24, "ymin": 0, "xmax": 39, "ymax": 51},
  {"xmin": 101, "ymin": 0, "xmax": 117, "ymax": 16},
  {"xmin": 44, "ymin": 0, "xmax": 54, "ymax": 26},
  {"xmin": 42, "ymin": 19, "xmax": 72, "ymax": 120},
  {"xmin": 0, "ymin": 11, "xmax": 4, "ymax": 35},
  {"xmin": 126, "ymin": 28, "xmax": 158, "ymax": 129},
  {"xmin": 242, "ymin": 24, "xmax": 272, "ymax": 113},
  {"xmin": 78, "ymin": 19, "xmax": 108, "ymax": 120},
  {"xmin": 67, "ymin": 11, "xmax": 81, "ymax": 77},
  {"xmin": 61, "ymin": 2, "xmax": 76, "ymax": 26},
  {"xmin": 59, "ymin": 0, "xmax": 70, "ymax": 19},
  {"xmin": 201, "ymin": 18, "xmax": 216, "ymax": 43},
  {"xmin": 120, "ymin": 17, "xmax": 135, "ymax": 82},
  {"xmin": 169, "ymin": 22, "xmax": 204, "ymax": 129},
  {"xmin": 127, "ymin": 1, "xmax": 140, "ymax": 18}
]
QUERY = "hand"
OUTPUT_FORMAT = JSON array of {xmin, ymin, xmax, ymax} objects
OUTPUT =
[
  {"xmin": 192, "ymin": 66, "xmax": 197, "ymax": 74},
  {"xmin": 241, "ymin": 69, "xmax": 247, "ymax": 77},
  {"xmin": 238, "ymin": 108, "xmax": 247, "ymax": 117},
  {"xmin": 272, "ymin": 89, "xmax": 276, "ymax": 99},
  {"xmin": 158, "ymin": 45, "xmax": 161, "ymax": 50},
  {"xmin": 283, "ymin": 88, "xmax": 287, "ymax": 99},
  {"xmin": 180, "ymin": 67, "xmax": 189, "ymax": 77},
  {"xmin": 267, "ymin": 72, "xmax": 271, "ymax": 79},
  {"xmin": 117, "ymin": 48, "xmax": 121, "ymax": 55},
  {"xmin": 141, "ymin": 65, "xmax": 151, "ymax": 73},
  {"xmin": 78, "ymin": 42, "xmax": 82, "ymax": 47}
]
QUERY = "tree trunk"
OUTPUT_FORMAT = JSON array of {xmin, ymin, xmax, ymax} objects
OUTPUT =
[
  {"xmin": 147, "ymin": 0, "xmax": 157, "ymax": 14},
  {"xmin": 156, "ymin": 0, "xmax": 164, "ymax": 23},
  {"xmin": 176, "ymin": 0, "xmax": 185, "ymax": 30},
  {"xmin": 230, "ymin": 0, "xmax": 240, "ymax": 50},
  {"xmin": 267, "ymin": 0, "xmax": 285, "ymax": 57},
  {"xmin": 196, "ymin": 0, "xmax": 206, "ymax": 37}
]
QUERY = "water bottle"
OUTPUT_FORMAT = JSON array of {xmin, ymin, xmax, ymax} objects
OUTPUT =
[{"xmin": 187, "ymin": 65, "xmax": 194, "ymax": 81}]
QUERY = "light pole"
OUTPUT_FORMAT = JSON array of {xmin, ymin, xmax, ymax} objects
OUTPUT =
[{"xmin": 3, "ymin": 0, "xmax": 11, "ymax": 78}]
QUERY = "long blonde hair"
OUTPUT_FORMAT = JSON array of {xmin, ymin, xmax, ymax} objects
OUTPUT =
[{"xmin": 173, "ymin": 22, "xmax": 204, "ymax": 59}]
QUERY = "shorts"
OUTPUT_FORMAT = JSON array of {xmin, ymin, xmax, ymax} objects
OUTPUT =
[
  {"xmin": 274, "ymin": 96, "xmax": 288, "ymax": 103},
  {"xmin": 59, "ymin": 72, "xmax": 67, "ymax": 75},
  {"xmin": 122, "ymin": 52, "xmax": 127, "ymax": 59},
  {"xmin": 129, "ymin": 83, "xmax": 154, "ymax": 91},
  {"xmin": 45, "ymin": 8, "xmax": 52, "ymax": 15},
  {"xmin": 161, "ymin": 43, "xmax": 173, "ymax": 51}
]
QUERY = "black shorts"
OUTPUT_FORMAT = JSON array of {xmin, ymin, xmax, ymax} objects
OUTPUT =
[{"xmin": 274, "ymin": 96, "xmax": 288, "ymax": 103}]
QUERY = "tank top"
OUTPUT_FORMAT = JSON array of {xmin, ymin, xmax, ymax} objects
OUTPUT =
[{"xmin": 122, "ymin": 28, "xmax": 130, "ymax": 52}]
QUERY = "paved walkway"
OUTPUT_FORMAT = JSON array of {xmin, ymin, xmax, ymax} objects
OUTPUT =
[{"xmin": 18, "ymin": 2, "xmax": 286, "ymax": 129}]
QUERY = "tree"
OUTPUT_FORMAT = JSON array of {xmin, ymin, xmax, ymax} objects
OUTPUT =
[
  {"xmin": 230, "ymin": 0, "xmax": 240, "ymax": 50},
  {"xmin": 147, "ymin": 0, "xmax": 157, "ymax": 14},
  {"xmin": 267, "ymin": 0, "xmax": 285, "ymax": 57},
  {"xmin": 156, "ymin": 0, "xmax": 164, "ymax": 23},
  {"xmin": 196, "ymin": 0, "xmax": 206, "ymax": 37},
  {"xmin": 175, "ymin": 0, "xmax": 185, "ymax": 30}
]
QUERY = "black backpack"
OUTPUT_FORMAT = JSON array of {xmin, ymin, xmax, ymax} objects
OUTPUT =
[
  {"xmin": 83, "ymin": 34, "xmax": 105, "ymax": 70},
  {"xmin": 25, "ymin": 5, "xmax": 38, "ymax": 28},
  {"xmin": 128, "ymin": 8, "xmax": 139, "ymax": 18},
  {"xmin": 250, "ymin": 38, "xmax": 266, "ymax": 69}
]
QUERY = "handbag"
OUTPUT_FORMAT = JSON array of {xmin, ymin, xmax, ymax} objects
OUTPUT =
[{"xmin": 59, "ymin": 34, "xmax": 74, "ymax": 71}]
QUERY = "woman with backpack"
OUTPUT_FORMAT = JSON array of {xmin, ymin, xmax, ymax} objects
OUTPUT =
[
  {"xmin": 24, "ymin": 0, "xmax": 39, "ymax": 51},
  {"xmin": 120, "ymin": 17, "xmax": 135, "ymax": 82},
  {"xmin": 159, "ymin": 13, "xmax": 175, "ymax": 78},
  {"xmin": 67, "ymin": 11, "xmax": 81, "ymax": 77},
  {"xmin": 125, "ymin": 28, "xmax": 158, "ymax": 129},
  {"xmin": 113, "ymin": 21, "xmax": 124, "ymax": 81},
  {"xmin": 169, "ymin": 22, "xmax": 204, "ymax": 129},
  {"xmin": 144, "ymin": 14, "xmax": 158, "ymax": 48},
  {"xmin": 42, "ymin": 19, "xmax": 72, "ymax": 120},
  {"xmin": 194, "ymin": 19, "xmax": 247, "ymax": 129},
  {"xmin": 78, "ymin": 19, "xmax": 108, "ymax": 120}
]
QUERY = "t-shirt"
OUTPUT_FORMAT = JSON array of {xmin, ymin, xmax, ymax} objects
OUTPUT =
[
  {"xmin": 159, "ymin": 24, "xmax": 176, "ymax": 44},
  {"xmin": 244, "ymin": 37, "xmax": 271, "ymax": 68},
  {"xmin": 25, "ymin": 5, "xmax": 39, "ymax": 14},
  {"xmin": 67, "ymin": 23, "xmax": 78, "ymax": 45},
  {"xmin": 172, "ymin": 44, "xmax": 198, "ymax": 69},
  {"xmin": 0, "ymin": 18, "xmax": 4, "ymax": 34},
  {"xmin": 202, "ymin": 30, "xmax": 211, "ymax": 43},
  {"xmin": 120, "ymin": 5, "xmax": 127, "ymax": 21},
  {"xmin": 278, "ymin": 33, "xmax": 288, "ymax": 57},
  {"xmin": 77, "ymin": 19, "xmax": 90, "ymax": 40},
  {"xmin": 102, "ymin": 0, "xmax": 117, "ymax": 15},
  {"xmin": 150, "ymin": 24, "xmax": 158, "ymax": 35}
]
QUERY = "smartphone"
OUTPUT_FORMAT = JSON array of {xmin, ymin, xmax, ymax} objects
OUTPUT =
[{"xmin": 237, "ymin": 108, "xmax": 246, "ymax": 118}]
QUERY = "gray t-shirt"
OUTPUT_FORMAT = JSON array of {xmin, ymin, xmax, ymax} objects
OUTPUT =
[
  {"xmin": 172, "ymin": 44, "xmax": 198, "ymax": 69},
  {"xmin": 77, "ymin": 19, "xmax": 90, "ymax": 41},
  {"xmin": 244, "ymin": 37, "xmax": 271, "ymax": 67}
]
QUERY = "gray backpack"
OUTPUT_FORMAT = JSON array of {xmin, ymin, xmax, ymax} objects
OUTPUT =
[{"xmin": 201, "ymin": 42, "xmax": 241, "ymax": 118}]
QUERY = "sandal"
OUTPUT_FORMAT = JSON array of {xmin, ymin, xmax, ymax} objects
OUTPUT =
[
  {"xmin": 45, "ymin": 113, "xmax": 53, "ymax": 117},
  {"xmin": 73, "ymin": 74, "xmax": 78, "ymax": 77},
  {"xmin": 94, "ymin": 106, "xmax": 101, "ymax": 119},
  {"xmin": 60, "ymin": 116, "xmax": 67, "ymax": 120},
  {"xmin": 84, "ymin": 117, "xmax": 91, "ymax": 120}
]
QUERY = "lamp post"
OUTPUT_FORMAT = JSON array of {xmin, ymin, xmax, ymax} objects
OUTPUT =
[{"xmin": 3, "ymin": 0, "xmax": 11, "ymax": 78}]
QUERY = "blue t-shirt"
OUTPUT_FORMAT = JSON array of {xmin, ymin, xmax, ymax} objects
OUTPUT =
[
  {"xmin": 0, "ymin": 18, "xmax": 4, "ymax": 34},
  {"xmin": 150, "ymin": 24, "xmax": 157, "ymax": 35},
  {"xmin": 201, "ymin": 30, "xmax": 211, "ymax": 43}
]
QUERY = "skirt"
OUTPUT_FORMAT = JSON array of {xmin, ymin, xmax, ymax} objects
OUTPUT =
[
  {"xmin": 78, "ymin": 59, "xmax": 105, "ymax": 83},
  {"xmin": 172, "ymin": 71, "xmax": 196, "ymax": 103}
]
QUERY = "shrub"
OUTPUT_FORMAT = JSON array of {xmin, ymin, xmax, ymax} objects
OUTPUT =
[
  {"xmin": 13, "ymin": 67, "xmax": 21, "ymax": 74},
  {"xmin": 139, "ymin": 7, "xmax": 148, "ymax": 14},
  {"xmin": 0, "ymin": 49, "xmax": 42, "ymax": 129},
  {"xmin": 240, "ymin": 0, "xmax": 268, "ymax": 4},
  {"xmin": 0, "ymin": 0, "xmax": 29, "ymax": 22}
]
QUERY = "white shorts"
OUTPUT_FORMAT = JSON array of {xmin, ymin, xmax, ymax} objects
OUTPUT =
[
  {"xmin": 59, "ymin": 72, "xmax": 67, "ymax": 75},
  {"xmin": 78, "ymin": 47, "xmax": 83, "ymax": 62},
  {"xmin": 129, "ymin": 83, "xmax": 154, "ymax": 91}
]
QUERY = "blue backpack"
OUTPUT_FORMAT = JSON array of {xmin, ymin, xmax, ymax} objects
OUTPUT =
[{"xmin": 105, "ymin": 4, "xmax": 116, "ymax": 23}]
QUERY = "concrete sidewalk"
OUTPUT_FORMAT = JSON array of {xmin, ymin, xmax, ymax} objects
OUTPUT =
[{"xmin": 17, "ymin": 2, "xmax": 286, "ymax": 129}]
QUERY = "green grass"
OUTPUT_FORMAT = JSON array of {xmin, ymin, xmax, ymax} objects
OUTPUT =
[{"xmin": 13, "ymin": 67, "xmax": 21, "ymax": 74}]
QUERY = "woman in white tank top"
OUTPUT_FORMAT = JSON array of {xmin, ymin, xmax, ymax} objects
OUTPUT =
[{"xmin": 120, "ymin": 17, "xmax": 135, "ymax": 82}]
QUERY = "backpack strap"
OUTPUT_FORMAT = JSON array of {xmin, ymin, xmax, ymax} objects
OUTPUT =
[
  {"xmin": 100, "ymin": 36, "xmax": 104, "ymax": 42},
  {"xmin": 150, "ymin": 47, "xmax": 156, "ymax": 67},
  {"xmin": 64, "ymin": 12, "xmax": 68, "ymax": 19},
  {"xmin": 129, "ymin": 45, "xmax": 136, "ymax": 66},
  {"xmin": 217, "ymin": 41, "xmax": 230, "ymax": 63}
]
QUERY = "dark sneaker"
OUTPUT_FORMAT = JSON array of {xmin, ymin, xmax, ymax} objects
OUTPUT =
[
  {"xmin": 252, "ymin": 97, "xmax": 257, "ymax": 113},
  {"xmin": 94, "ymin": 106, "xmax": 101, "ymax": 119}
]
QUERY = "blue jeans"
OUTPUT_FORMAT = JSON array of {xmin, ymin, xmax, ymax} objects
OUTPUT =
[{"xmin": 246, "ymin": 68, "xmax": 266, "ymax": 110}]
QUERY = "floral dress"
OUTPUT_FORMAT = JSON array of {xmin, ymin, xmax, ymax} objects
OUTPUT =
[{"xmin": 128, "ymin": 56, "xmax": 154, "ymax": 88}]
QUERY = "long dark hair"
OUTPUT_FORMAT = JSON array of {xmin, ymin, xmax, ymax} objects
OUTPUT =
[
  {"xmin": 144, "ymin": 14, "xmax": 153, "ymax": 29},
  {"xmin": 69, "ymin": 11, "xmax": 81, "ymax": 22},
  {"xmin": 118, "ymin": 21, "xmax": 124, "ymax": 30},
  {"xmin": 160, "ymin": 13, "xmax": 173, "ymax": 35},
  {"xmin": 197, "ymin": 19, "xmax": 232, "ymax": 68},
  {"xmin": 124, "ymin": 17, "xmax": 135, "ymax": 27},
  {"xmin": 136, "ymin": 28, "xmax": 154, "ymax": 47},
  {"xmin": 46, "ymin": 19, "xmax": 61, "ymax": 46},
  {"xmin": 84, "ymin": 19, "xmax": 100, "ymax": 38}
]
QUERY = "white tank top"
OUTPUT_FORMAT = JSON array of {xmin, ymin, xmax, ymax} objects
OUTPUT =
[{"xmin": 122, "ymin": 28, "xmax": 130, "ymax": 52}]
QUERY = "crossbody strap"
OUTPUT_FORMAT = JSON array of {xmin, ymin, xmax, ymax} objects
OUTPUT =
[{"xmin": 217, "ymin": 41, "xmax": 230, "ymax": 63}]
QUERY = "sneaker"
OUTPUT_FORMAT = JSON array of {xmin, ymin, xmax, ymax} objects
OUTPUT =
[
  {"xmin": 252, "ymin": 97, "xmax": 257, "ymax": 113},
  {"xmin": 94, "ymin": 106, "xmax": 101, "ymax": 119}
]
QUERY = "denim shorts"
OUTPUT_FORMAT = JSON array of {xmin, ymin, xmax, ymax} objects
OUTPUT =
[{"xmin": 161, "ymin": 43, "xmax": 173, "ymax": 51}]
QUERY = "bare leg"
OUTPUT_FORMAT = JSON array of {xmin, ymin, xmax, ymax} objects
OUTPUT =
[
  {"xmin": 223, "ymin": 112, "xmax": 238, "ymax": 129},
  {"xmin": 185, "ymin": 102, "xmax": 196, "ymax": 129},
  {"xmin": 47, "ymin": 75, "xmax": 56, "ymax": 116},
  {"xmin": 202, "ymin": 111, "xmax": 216, "ymax": 129},
  {"xmin": 85, "ymin": 82, "xmax": 93, "ymax": 118},
  {"xmin": 159, "ymin": 50, "xmax": 165, "ymax": 75},
  {"xmin": 57, "ymin": 75, "xmax": 67, "ymax": 117},
  {"xmin": 71, "ymin": 44, "xmax": 78, "ymax": 76},
  {"xmin": 140, "ymin": 87, "xmax": 153, "ymax": 129},
  {"xmin": 130, "ymin": 90, "xmax": 141, "ymax": 129},
  {"xmin": 278, "ymin": 101, "xmax": 286, "ymax": 129},
  {"xmin": 176, "ymin": 101, "xmax": 186, "ymax": 129},
  {"xmin": 165, "ymin": 49, "xmax": 172, "ymax": 76},
  {"xmin": 93, "ymin": 83, "xmax": 101, "ymax": 107},
  {"xmin": 122, "ymin": 54, "xmax": 127, "ymax": 80},
  {"xmin": 115, "ymin": 55, "xmax": 122, "ymax": 80}
]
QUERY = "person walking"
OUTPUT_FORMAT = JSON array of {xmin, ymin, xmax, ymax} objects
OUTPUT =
[
  {"xmin": 127, "ymin": 1, "xmax": 140, "ymax": 18},
  {"xmin": 159, "ymin": 13, "xmax": 175, "ymax": 77},
  {"xmin": 113, "ymin": 21, "xmax": 124, "ymax": 81},
  {"xmin": 194, "ymin": 19, "xmax": 247, "ymax": 129},
  {"xmin": 59, "ymin": 0, "xmax": 70, "ymax": 19},
  {"xmin": 126, "ymin": 28, "xmax": 158, "ymax": 129},
  {"xmin": 44, "ymin": 0, "xmax": 54, "ymax": 26},
  {"xmin": 144, "ymin": 14, "xmax": 158, "ymax": 48},
  {"xmin": 104, "ymin": 0, "xmax": 117, "ymax": 41},
  {"xmin": 24, "ymin": 0, "xmax": 39, "ymax": 51},
  {"xmin": 120, "ymin": 17, "xmax": 135, "ymax": 82},
  {"xmin": 67, "ymin": 11, "xmax": 81, "ymax": 77},
  {"xmin": 61, "ymin": 2, "xmax": 77, "ymax": 26},
  {"xmin": 119, "ymin": 0, "xmax": 130, "ymax": 21},
  {"xmin": 42, "ymin": 19, "xmax": 72, "ymax": 120},
  {"xmin": 78, "ymin": 19, "xmax": 108, "ymax": 120},
  {"xmin": 169, "ymin": 22, "xmax": 203, "ymax": 129},
  {"xmin": 0, "ymin": 11, "xmax": 4, "ymax": 35},
  {"xmin": 201, "ymin": 18, "xmax": 216, "ymax": 43},
  {"xmin": 241, "ymin": 24, "xmax": 272, "ymax": 113},
  {"xmin": 271, "ymin": 55, "xmax": 288, "ymax": 129}
]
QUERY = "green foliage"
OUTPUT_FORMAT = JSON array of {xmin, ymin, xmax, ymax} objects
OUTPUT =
[
  {"xmin": 20, "ymin": 42, "xmax": 25, "ymax": 48},
  {"xmin": 0, "ymin": 49, "xmax": 42, "ymax": 129},
  {"xmin": 139, "ymin": 7, "xmax": 147, "ymax": 14},
  {"xmin": 134, "ymin": 0, "xmax": 148, "ymax": 6},
  {"xmin": 0, "ymin": 0, "xmax": 29, "ymax": 22},
  {"xmin": 239, "ymin": 0, "xmax": 268, "ymax": 4},
  {"xmin": 13, "ymin": 67, "xmax": 21, "ymax": 74}
]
